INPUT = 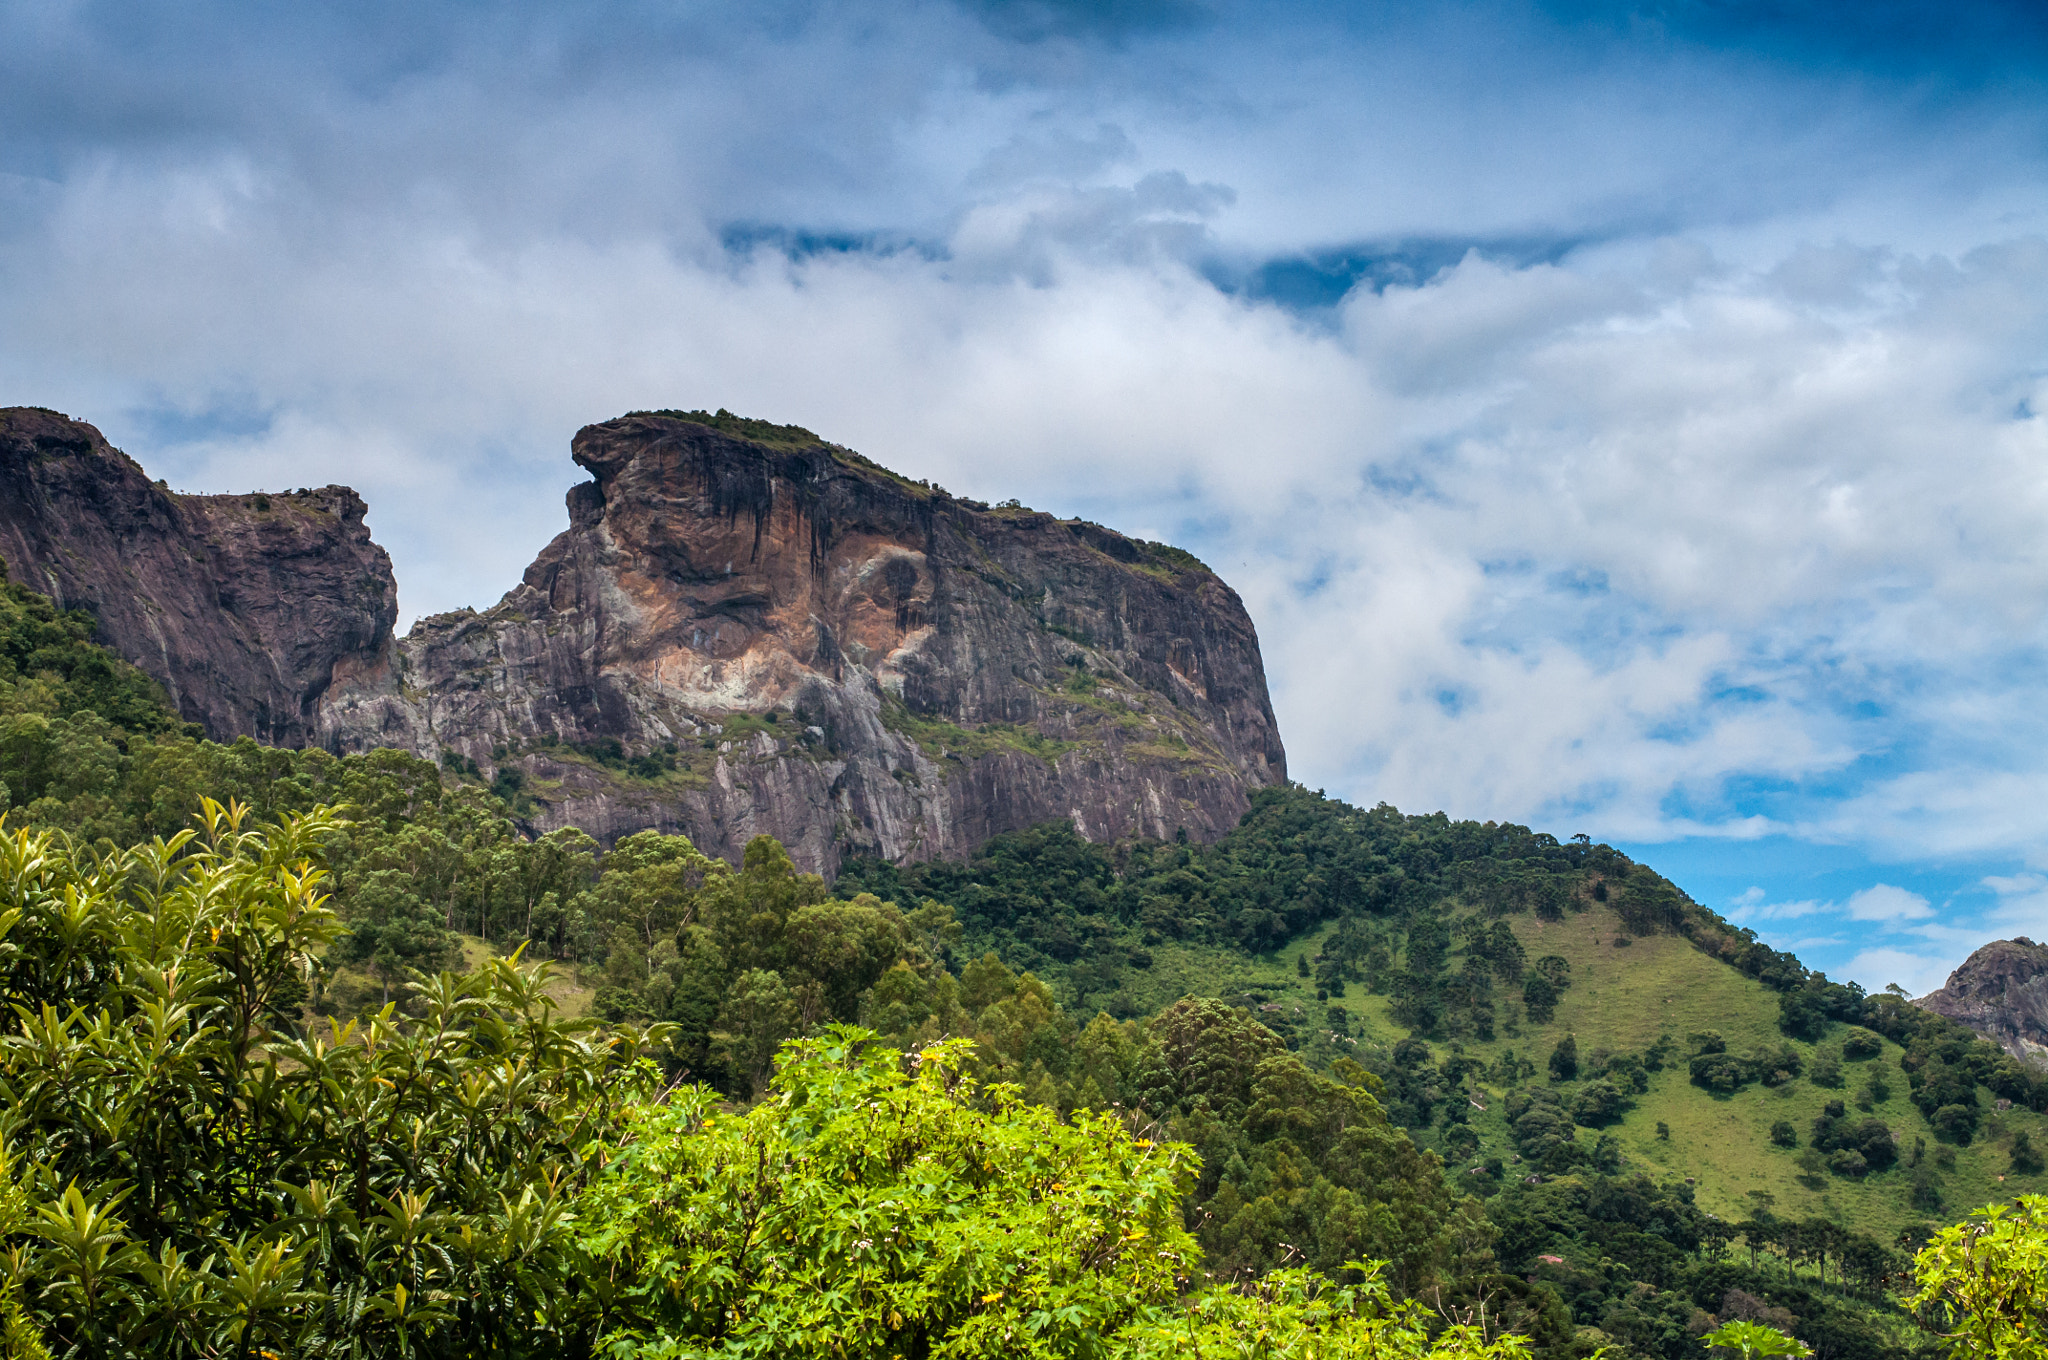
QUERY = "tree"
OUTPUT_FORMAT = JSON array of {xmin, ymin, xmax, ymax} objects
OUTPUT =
[
  {"xmin": 1912, "ymin": 1194, "xmax": 2048, "ymax": 1358},
  {"xmin": 1549, "ymin": 1033, "xmax": 1578, "ymax": 1082},
  {"xmin": 1570, "ymin": 1079, "xmax": 1625, "ymax": 1126},
  {"xmin": 1809, "ymin": 1049, "xmax": 1843, "ymax": 1089},
  {"xmin": 0, "ymin": 800, "xmax": 667, "ymax": 1355},
  {"xmin": 2012, "ymin": 1131, "xmax": 2045, "ymax": 1176},
  {"xmin": 1934, "ymin": 1104, "xmax": 1978, "ymax": 1145},
  {"xmin": 579, "ymin": 1028, "xmax": 1529, "ymax": 1359},
  {"xmin": 1151, "ymin": 996, "xmax": 1289, "ymax": 1113},
  {"xmin": 584, "ymin": 828, "xmax": 721, "ymax": 948},
  {"xmin": 1703, "ymin": 1319, "xmax": 1810, "ymax": 1357},
  {"xmin": 334, "ymin": 865, "xmax": 462, "ymax": 1002},
  {"xmin": 580, "ymin": 1028, "xmax": 1203, "ymax": 1356},
  {"xmin": 708, "ymin": 967, "xmax": 800, "ymax": 1096}
]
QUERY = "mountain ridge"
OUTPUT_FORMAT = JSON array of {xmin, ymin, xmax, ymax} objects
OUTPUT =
[
  {"xmin": 1916, "ymin": 937, "xmax": 2048, "ymax": 1068},
  {"xmin": 0, "ymin": 405, "xmax": 1283, "ymax": 871},
  {"xmin": 0, "ymin": 407, "xmax": 397, "ymax": 744}
]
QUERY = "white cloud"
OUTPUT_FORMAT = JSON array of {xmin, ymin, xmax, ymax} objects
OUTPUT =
[
  {"xmin": 1838, "ymin": 946, "xmax": 1959, "ymax": 999},
  {"xmin": 1978, "ymin": 873, "xmax": 2048, "ymax": 940},
  {"xmin": 1729, "ymin": 895, "xmax": 1829, "ymax": 925},
  {"xmin": 1843, "ymin": 884, "xmax": 1934, "ymax": 922},
  {"xmin": 11, "ymin": 168, "xmax": 2048, "ymax": 872}
]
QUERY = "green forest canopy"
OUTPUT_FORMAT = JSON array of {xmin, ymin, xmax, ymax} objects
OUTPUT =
[{"xmin": 0, "ymin": 560, "xmax": 2045, "ymax": 1356}]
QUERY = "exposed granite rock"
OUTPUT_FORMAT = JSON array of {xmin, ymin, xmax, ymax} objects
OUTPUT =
[
  {"xmin": 1916, "ymin": 938, "xmax": 2048, "ymax": 1067},
  {"xmin": 320, "ymin": 411, "xmax": 1287, "ymax": 873},
  {"xmin": 0, "ymin": 408, "xmax": 397, "ymax": 743}
]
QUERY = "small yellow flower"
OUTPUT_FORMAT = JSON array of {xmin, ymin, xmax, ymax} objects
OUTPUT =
[{"xmin": 981, "ymin": 1291, "xmax": 1003, "ymax": 1304}]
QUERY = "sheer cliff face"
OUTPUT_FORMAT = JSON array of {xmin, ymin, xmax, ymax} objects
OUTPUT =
[
  {"xmin": 0, "ymin": 408, "xmax": 398, "ymax": 744},
  {"xmin": 320, "ymin": 413, "xmax": 1287, "ymax": 872},
  {"xmin": 1917, "ymin": 939, "xmax": 2048, "ymax": 1068}
]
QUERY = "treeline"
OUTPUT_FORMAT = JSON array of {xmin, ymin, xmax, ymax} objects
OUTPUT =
[
  {"xmin": 835, "ymin": 798, "xmax": 1650, "ymax": 998},
  {"xmin": 0, "ymin": 804, "xmax": 2005, "ymax": 1359},
  {"xmin": 0, "ymin": 809, "xmax": 1554, "ymax": 1358},
  {"xmin": 4, "ymin": 561, "xmax": 2043, "ymax": 1357}
]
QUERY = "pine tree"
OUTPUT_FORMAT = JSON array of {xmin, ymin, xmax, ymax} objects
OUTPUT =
[{"xmin": 1549, "ymin": 1033, "xmax": 1578, "ymax": 1082}]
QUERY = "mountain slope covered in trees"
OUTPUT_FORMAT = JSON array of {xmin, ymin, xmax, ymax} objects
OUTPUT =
[
  {"xmin": 837, "ymin": 799, "xmax": 2048, "ymax": 1245},
  {"xmin": 0, "ymin": 556, "xmax": 2040, "ymax": 1356}
]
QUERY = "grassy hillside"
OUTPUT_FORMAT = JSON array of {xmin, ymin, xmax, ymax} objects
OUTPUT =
[
  {"xmin": 1347, "ymin": 901, "xmax": 2039, "ymax": 1241},
  {"xmin": 841, "ymin": 789, "xmax": 2048, "ymax": 1348},
  {"xmin": 999, "ymin": 875, "xmax": 2044, "ymax": 1243}
]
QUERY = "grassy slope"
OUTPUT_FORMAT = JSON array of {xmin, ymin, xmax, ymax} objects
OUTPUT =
[
  {"xmin": 324, "ymin": 935, "xmax": 597, "ymax": 1021},
  {"xmin": 458, "ymin": 933, "xmax": 597, "ymax": 1019},
  {"xmin": 1142, "ymin": 901, "xmax": 2045, "ymax": 1241}
]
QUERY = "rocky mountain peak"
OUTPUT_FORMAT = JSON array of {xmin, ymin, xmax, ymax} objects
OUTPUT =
[
  {"xmin": 0, "ymin": 407, "xmax": 398, "ymax": 744},
  {"xmin": 1915, "ymin": 937, "xmax": 2048, "ymax": 1066},
  {"xmin": 322, "ymin": 408, "xmax": 1287, "ymax": 871},
  {"xmin": 0, "ymin": 404, "xmax": 1287, "ymax": 870}
]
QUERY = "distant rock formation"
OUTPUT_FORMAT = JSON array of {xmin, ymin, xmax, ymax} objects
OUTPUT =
[
  {"xmin": 0, "ymin": 405, "xmax": 1286, "ymax": 872},
  {"xmin": 319, "ymin": 411, "xmax": 1287, "ymax": 872},
  {"xmin": 0, "ymin": 408, "xmax": 397, "ymax": 744},
  {"xmin": 1916, "ymin": 938, "xmax": 2048, "ymax": 1066}
]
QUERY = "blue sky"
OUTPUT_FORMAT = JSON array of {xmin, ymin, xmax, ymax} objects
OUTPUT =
[{"xmin": 6, "ymin": 0, "xmax": 2048, "ymax": 993}]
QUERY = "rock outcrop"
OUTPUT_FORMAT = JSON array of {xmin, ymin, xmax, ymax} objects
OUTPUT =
[
  {"xmin": 0, "ymin": 408, "xmax": 398, "ymax": 743},
  {"xmin": 1916, "ymin": 938, "xmax": 2048, "ymax": 1067},
  {"xmin": 320, "ymin": 411, "xmax": 1287, "ymax": 872}
]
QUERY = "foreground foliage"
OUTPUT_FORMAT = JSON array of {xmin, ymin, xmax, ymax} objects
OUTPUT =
[
  {"xmin": 581, "ymin": 1026, "xmax": 1528, "ymax": 1359},
  {"xmin": 0, "ymin": 804, "xmax": 666, "ymax": 1356},
  {"xmin": 1911, "ymin": 1194, "xmax": 2048, "ymax": 1359}
]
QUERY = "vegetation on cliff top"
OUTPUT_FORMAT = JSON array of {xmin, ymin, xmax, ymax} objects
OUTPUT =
[{"xmin": 629, "ymin": 407, "xmax": 826, "ymax": 448}]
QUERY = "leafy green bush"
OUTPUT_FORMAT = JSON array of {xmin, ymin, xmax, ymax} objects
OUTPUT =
[
  {"xmin": 1548, "ymin": 1033, "xmax": 1578, "ymax": 1082},
  {"xmin": 1806, "ymin": 1100, "xmax": 1897, "ymax": 1177},
  {"xmin": 0, "ymin": 802, "xmax": 666, "ymax": 1355},
  {"xmin": 580, "ymin": 1027, "xmax": 1528, "ymax": 1359},
  {"xmin": 1912, "ymin": 1194, "xmax": 2048, "ymax": 1358},
  {"xmin": 1703, "ymin": 1319, "xmax": 1810, "ymax": 1356},
  {"xmin": 1570, "ymin": 1078, "xmax": 1628, "ymax": 1127}
]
